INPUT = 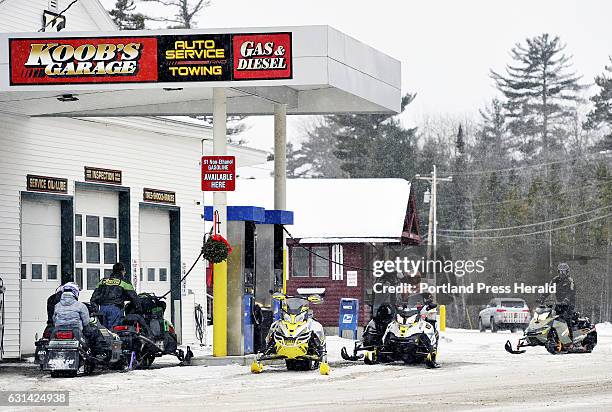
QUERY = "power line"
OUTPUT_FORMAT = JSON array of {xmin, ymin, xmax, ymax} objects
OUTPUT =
[
  {"xmin": 437, "ymin": 213, "xmax": 611, "ymax": 240},
  {"xmin": 38, "ymin": 0, "xmax": 79, "ymax": 32},
  {"xmin": 439, "ymin": 205, "xmax": 612, "ymax": 233},
  {"xmin": 438, "ymin": 152, "xmax": 610, "ymax": 177},
  {"xmin": 436, "ymin": 178, "xmax": 612, "ymax": 208}
]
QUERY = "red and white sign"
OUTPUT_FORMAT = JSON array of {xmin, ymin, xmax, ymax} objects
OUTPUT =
[
  {"xmin": 232, "ymin": 32, "xmax": 292, "ymax": 80},
  {"xmin": 9, "ymin": 37, "xmax": 158, "ymax": 85},
  {"xmin": 201, "ymin": 156, "xmax": 235, "ymax": 191}
]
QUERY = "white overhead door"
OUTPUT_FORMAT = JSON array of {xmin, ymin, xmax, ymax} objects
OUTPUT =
[
  {"xmin": 20, "ymin": 197, "xmax": 62, "ymax": 354},
  {"xmin": 75, "ymin": 189, "xmax": 119, "ymax": 303},
  {"xmin": 139, "ymin": 206, "xmax": 171, "ymax": 320}
]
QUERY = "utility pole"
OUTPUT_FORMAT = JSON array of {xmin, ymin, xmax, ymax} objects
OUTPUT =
[{"xmin": 416, "ymin": 165, "xmax": 452, "ymax": 301}]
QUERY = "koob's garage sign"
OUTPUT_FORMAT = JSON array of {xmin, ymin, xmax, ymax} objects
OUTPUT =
[
  {"xmin": 9, "ymin": 37, "xmax": 158, "ymax": 84},
  {"xmin": 9, "ymin": 32, "xmax": 292, "ymax": 85}
]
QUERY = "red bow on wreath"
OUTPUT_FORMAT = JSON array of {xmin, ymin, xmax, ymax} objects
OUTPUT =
[{"xmin": 210, "ymin": 233, "xmax": 232, "ymax": 254}]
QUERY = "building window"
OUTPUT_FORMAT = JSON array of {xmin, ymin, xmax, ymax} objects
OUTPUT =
[
  {"xmin": 331, "ymin": 244, "xmax": 344, "ymax": 280},
  {"xmin": 76, "ymin": 212, "xmax": 119, "ymax": 290},
  {"xmin": 75, "ymin": 214, "xmax": 82, "ymax": 237},
  {"xmin": 31, "ymin": 264, "xmax": 43, "ymax": 280},
  {"xmin": 86, "ymin": 215, "xmax": 100, "ymax": 237},
  {"xmin": 21, "ymin": 264, "xmax": 27, "ymax": 279},
  {"xmin": 47, "ymin": 264, "xmax": 58, "ymax": 280},
  {"xmin": 87, "ymin": 269, "xmax": 100, "ymax": 290},
  {"xmin": 103, "ymin": 217, "xmax": 117, "ymax": 239},
  {"xmin": 291, "ymin": 247, "xmax": 309, "ymax": 277},
  {"xmin": 140, "ymin": 268, "xmax": 143, "ymax": 282},
  {"xmin": 104, "ymin": 243, "xmax": 117, "ymax": 264},
  {"xmin": 312, "ymin": 246, "xmax": 330, "ymax": 277},
  {"xmin": 75, "ymin": 268, "xmax": 83, "ymax": 289},
  {"xmin": 148, "ymin": 268, "xmax": 155, "ymax": 281},
  {"xmin": 75, "ymin": 241, "xmax": 83, "ymax": 263},
  {"xmin": 291, "ymin": 245, "xmax": 331, "ymax": 278},
  {"xmin": 86, "ymin": 242, "xmax": 100, "ymax": 264},
  {"xmin": 104, "ymin": 269, "xmax": 113, "ymax": 278},
  {"xmin": 159, "ymin": 268, "xmax": 168, "ymax": 282}
]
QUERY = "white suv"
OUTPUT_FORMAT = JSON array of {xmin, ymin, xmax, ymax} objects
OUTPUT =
[{"xmin": 478, "ymin": 298, "xmax": 530, "ymax": 333}]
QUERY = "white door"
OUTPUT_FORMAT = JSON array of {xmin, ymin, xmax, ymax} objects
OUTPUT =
[
  {"xmin": 75, "ymin": 189, "xmax": 119, "ymax": 303},
  {"xmin": 20, "ymin": 197, "xmax": 62, "ymax": 354},
  {"xmin": 139, "ymin": 206, "xmax": 171, "ymax": 320}
]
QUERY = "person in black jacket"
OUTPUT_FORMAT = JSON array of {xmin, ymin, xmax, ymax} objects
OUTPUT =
[
  {"xmin": 91, "ymin": 263, "xmax": 140, "ymax": 329},
  {"xmin": 46, "ymin": 286, "xmax": 63, "ymax": 325},
  {"xmin": 540, "ymin": 262, "xmax": 576, "ymax": 338}
]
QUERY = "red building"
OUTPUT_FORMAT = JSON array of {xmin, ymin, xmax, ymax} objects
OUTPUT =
[{"xmin": 229, "ymin": 178, "xmax": 421, "ymax": 330}]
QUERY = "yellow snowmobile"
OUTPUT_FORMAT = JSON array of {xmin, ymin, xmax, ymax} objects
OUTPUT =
[{"xmin": 250, "ymin": 293, "xmax": 330, "ymax": 375}]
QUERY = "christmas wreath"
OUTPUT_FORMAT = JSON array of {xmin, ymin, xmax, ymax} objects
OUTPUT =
[
  {"xmin": 202, "ymin": 234, "xmax": 232, "ymax": 263},
  {"xmin": 202, "ymin": 211, "xmax": 233, "ymax": 263}
]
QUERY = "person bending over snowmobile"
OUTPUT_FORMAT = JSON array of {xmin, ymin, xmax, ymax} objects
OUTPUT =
[
  {"xmin": 539, "ymin": 262, "xmax": 576, "ymax": 338},
  {"xmin": 91, "ymin": 262, "xmax": 141, "ymax": 329},
  {"xmin": 53, "ymin": 282, "xmax": 89, "ymax": 332},
  {"xmin": 362, "ymin": 304, "xmax": 395, "ymax": 346}
]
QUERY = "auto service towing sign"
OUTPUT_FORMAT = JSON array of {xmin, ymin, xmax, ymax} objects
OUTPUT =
[
  {"xmin": 8, "ymin": 32, "xmax": 292, "ymax": 86},
  {"xmin": 201, "ymin": 156, "xmax": 235, "ymax": 191}
]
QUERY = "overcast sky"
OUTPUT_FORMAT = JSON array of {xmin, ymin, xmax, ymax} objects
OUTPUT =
[{"xmin": 101, "ymin": 0, "xmax": 612, "ymax": 152}]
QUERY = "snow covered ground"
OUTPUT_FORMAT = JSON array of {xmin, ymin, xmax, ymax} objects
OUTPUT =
[{"xmin": 2, "ymin": 325, "xmax": 612, "ymax": 411}]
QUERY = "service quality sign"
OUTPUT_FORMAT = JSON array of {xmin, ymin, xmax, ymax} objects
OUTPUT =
[{"xmin": 9, "ymin": 32, "xmax": 292, "ymax": 85}]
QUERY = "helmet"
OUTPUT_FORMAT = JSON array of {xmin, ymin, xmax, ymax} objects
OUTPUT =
[
  {"xmin": 375, "ymin": 304, "xmax": 394, "ymax": 322},
  {"xmin": 62, "ymin": 282, "xmax": 80, "ymax": 298},
  {"xmin": 557, "ymin": 262, "xmax": 570, "ymax": 277}
]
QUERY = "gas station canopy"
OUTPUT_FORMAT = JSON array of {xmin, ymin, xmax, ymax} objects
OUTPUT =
[{"xmin": 0, "ymin": 25, "xmax": 401, "ymax": 117}]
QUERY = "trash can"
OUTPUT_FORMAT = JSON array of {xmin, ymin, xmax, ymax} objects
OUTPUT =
[{"xmin": 338, "ymin": 298, "xmax": 359, "ymax": 340}]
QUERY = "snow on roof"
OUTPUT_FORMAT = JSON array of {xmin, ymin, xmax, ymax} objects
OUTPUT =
[{"xmin": 228, "ymin": 178, "xmax": 411, "ymax": 240}]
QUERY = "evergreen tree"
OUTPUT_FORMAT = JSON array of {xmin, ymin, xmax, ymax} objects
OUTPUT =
[
  {"xmin": 332, "ymin": 93, "xmax": 417, "ymax": 178},
  {"xmin": 585, "ymin": 57, "xmax": 612, "ymax": 151},
  {"xmin": 491, "ymin": 34, "xmax": 584, "ymax": 160},
  {"xmin": 291, "ymin": 120, "xmax": 346, "ymax": 178},
  {"xmin": 109, "ymin": 0, "xmax": 145, "ymax": 30}
]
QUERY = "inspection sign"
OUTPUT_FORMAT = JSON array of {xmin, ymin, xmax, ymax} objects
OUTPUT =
[{"xmin": 201, "ymin": 155, "xmax": 235, "ymax": 191}]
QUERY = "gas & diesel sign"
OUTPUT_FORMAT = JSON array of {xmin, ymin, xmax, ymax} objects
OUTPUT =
[{"xmin": 9, "ymin": 32, "xmax": 292, "ymax": 85}]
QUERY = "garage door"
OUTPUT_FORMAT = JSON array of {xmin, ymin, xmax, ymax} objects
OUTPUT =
[
  {"xmin": 139, "ymin": 206, "xmax": 171, "ymax": 319},
  {"xmin": 20, "ymin": 197, "xmax": 61, "ymax": 354},
  {"xmin": 75, "ymin": 189, "xmax": 119, "ymax": 303}
]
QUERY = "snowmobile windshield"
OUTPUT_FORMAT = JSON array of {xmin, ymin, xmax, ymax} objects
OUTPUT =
[
  {"xmin": 533, "ymin": 310, "xmax": 551, "ymax": 321},
  {"xmin": 396, "ymin": 309, "xmax": 419, "ymax": 325},
  {"xmin": 284, "ymin": 298, "xmax": 309, "ymax": 315}
]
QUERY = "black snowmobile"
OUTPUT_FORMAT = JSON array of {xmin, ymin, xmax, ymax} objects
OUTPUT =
[
  {"xmin": 113, "ymin": 293, "xmax": 193, "ymax": 368},
  {"xmin": 341, "ymin": 304, "xmax": 394, "ymax": 364},
  {"xmin": 37, "ymin": 303, "xmax": 125, "ymax": 376}
]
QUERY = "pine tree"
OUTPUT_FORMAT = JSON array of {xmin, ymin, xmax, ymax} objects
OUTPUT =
[
  {"xmin": 585, "ymin": 57, "xmax": 612, "ymax": 151},
  {"xmin": 491, "ymin": 34, "xmax": 584, "ymax": 160},
  {"xmin": 108, "ymin": 0, "xmax": 145, "ymax": 30},
  {"xmin": 291, "ymin": 120, "xmax": 346, "ymax": 178},
  {"xmin": 332, "ymin": 93, "xmax": 417, "ymax": 178}
]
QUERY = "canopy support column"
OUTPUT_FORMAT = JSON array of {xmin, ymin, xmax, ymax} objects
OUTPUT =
[
  {"xmin": 274, "ymin": 103, "xmax": 287, "ymax": 293},
  {"xmin": 212, "ymin": 87, "xmax": 227, "ymax": 357}
]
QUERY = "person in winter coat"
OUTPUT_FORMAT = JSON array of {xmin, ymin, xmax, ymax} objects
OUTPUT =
[
  {"xmin": 53, "ymin": 282, "xmax": 89, "ymax": 331},
  {"xmin": 90, "ymin": 262, "xmax": 140, "ymax": 329},
  {"xmin": 46, "ymin": 285, "xmax": 63, "ymax": 325}
]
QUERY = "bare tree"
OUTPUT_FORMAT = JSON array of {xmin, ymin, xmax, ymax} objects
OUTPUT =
[{"xmin": 140, "ymin": 0, "xmax": 210, "ymax": 29}]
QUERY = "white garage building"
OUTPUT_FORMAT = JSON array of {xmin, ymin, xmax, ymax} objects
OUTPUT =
[{"xmin": 0, "ymin": 0, "xmax": 267, "ymax": 359}]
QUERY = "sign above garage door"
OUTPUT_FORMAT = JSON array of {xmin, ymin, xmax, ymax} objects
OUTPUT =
[{"xmin": 8, "ymin": 32, "xmax": 292, "ymax": 86}]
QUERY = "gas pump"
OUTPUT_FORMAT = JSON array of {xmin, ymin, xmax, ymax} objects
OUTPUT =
[{"xmin": 205, "ymin": 206, "xmax": 292, "ymax": 356}]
